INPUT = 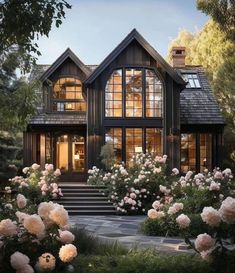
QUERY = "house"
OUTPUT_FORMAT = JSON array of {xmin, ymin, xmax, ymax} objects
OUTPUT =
[{"xmin": 23, "ymin": 29, "xmax": 225, "ymax": 182}]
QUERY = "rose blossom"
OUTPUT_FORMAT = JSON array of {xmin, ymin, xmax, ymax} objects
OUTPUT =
[
  {"xmin": 201, "ymin": 207, "xmax": 221, "ymax": 227},
  {"xmin": 152, "ymin": 200, "xmax": 161, "ymax": 209},
  {"xmin": 23, "ymin": 214, "xmax": 45, "ymax": 236},
  {"xmin": 172, "ymin": 168, "xmax": 179, "ymax": 175},
  {"xmin": 58, "ymin": 229, "xmax": 75, "ymax": 244},
  {"xmin": 209, "ymin": 181, "xmax": 220, "ymax": 191},
  {"xmin": 59, "ymin": 244, "xmax": 77, "ymax": 262},
  {"xmin": 36, "ymin": 253, "xmax": 56, "ymax": 271},
  {"xmin": 54, "ymin": 168, "xmax": 61, "ymax": 176},
  {"xmin": 16, "ymin": 194, "xmax": 27, "ymax": 209},
  {"xmin": 0, "ymin": 219, "xmax": 17, "ymax": 236},
  {"xmin": 147, "ymin": 209, "xmax": 158, "ymax": 219},
  {"xmin": 219, "ymin": 196, "xmax": 235, "ymax": 224},
  {"xmin": 194, "ymin": 233, "xmax": 215, "ymax": 252},
  {"xmin": 173, "ymin": 202, "xmax": 184, "ymax": 212},
  {"xmin": 130, "ymin": 192, "xmax": 136, "ymax": 199},
  {"xmin": 31, "ymin": 163, "xmax": 40, "ymax": 170},
  {"xmin": 10, "ymin": 252, "xmax": 30, "ymax": 270},
  {"xmin": 176, "ymin": 214, "xmax": 191, "ymax": 229}
]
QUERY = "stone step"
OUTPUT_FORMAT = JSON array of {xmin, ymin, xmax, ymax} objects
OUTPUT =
[
  {"xmin": 59, "ymin": 196, "xmax": 109, "ymax": 201},
  {"xmin": 61, "ymin": 188, "xmax": 106, "ymax": 193},
  {"xmin": 59, "ymin": 200, "xmax": 111, "ymax": 204},
  {"xmin": 68, "ymin": 210, "xmax": 116, "ymax": 215},
  {"xmin": 63, "ymin": 205, "xmax": 115, "ymax": 210}
]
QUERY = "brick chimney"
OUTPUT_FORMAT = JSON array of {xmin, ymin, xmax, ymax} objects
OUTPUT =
[{"xmin": 171, "ymin": 47, "xmax": 186, "ymax": 67}]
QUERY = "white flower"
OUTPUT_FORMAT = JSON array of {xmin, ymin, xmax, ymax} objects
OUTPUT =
[
  {"xmin": 201, "ymin": 207, "xmax": 221, "ymax": 227},
  {"xmin": 194, "ymin": 233, "xmax": 215, "ymax": 252},
  {"xmin": 219, "ymin": 196, "xmax": 235, "ymax": 224},
  {"xmin": 31, "ymin": 163, "xmax": 40, "ymax": 170},
  {"xmin": 16, "ymin": 264, "xmax": 34, "ymax": 273},
  {"xmin": 176, "ymin": 214, "xmax": 191, "ymax": 229},
  {"xmin": 10, "ymin": 252, "xmax": 30, "ymax": 270},
  {"xmin": 17, "ymin": 194, "xmax": 27, "ymax": 209},
  {"xmin": 42, "ymin": 170, "xmax": 49, "ymax": 176},
  {"xmin": 58, "ymin": 229, "xmax": 75, "ymax": 244},
  {"xmin": 185, "ymin": 171, "xmax": 193, "ymax": 181},
  {"xmin": 209, "ymin": 181, "xmax": 220, "ymax": 191},
  {"xmin": 45, "ymin": 164, "xmax": 54, "ymax": 171},
  {"xmin": 5, "ymin": 203, "xmax": 13, "ymax": 209},
  {"xmin": 0, "ymin": 219, "xmax": 17, "ymax": 236},
  {"xmin": 172, "ymin": 168, "xmax": 179, "ymax": 175},
  {"xmin": 38, "ymin": 202, "xmax": 55, "ymax": 220},
  {"xmin": 22, "ymin": 167, "xmax": 29, "ymax": 174},
  {"xmin": 173, "ymin": 202, "xmax": 184, "ymax": 212},
  {"xmin": 59, "ymin": 244, "xmax": 77, "ymax": 262},
  {"xmin": 23, "ymin": 214, "xmax": 45, "ymax": 236},
  {"xmin": 49, "ymin": 204, "xmax": 69, "ymax": 227},
  {"xmin": 222, "ymin": 168, "xmax": 232, "ymax": 177},
  {"xmin": 15, "ymin": 211, "xmax": 29, "ymax": 223},
  {"xmin": 167, "ymin": 206, "xmax": 177, "ymax": 215},
  {"xmin": 214, "ymin": 171, "xmax": 223, "ymax": 179},
  {"xmin": 36, "ymin": 253, "xmax": 56, "ymax": 271},
  {"xmin": 152, "ymin": 200, "xmax": 161, "ymax": 209}
]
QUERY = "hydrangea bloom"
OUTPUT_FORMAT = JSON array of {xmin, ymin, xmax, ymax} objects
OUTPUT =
[
  {"xmin": 194, "ymin": 233, "xmax": 215, "ymax": 252},
  {"xmin": 219, "ymin": 196, "xmax": 235, "ymax": 224},
  {"xmin": 58, "ymin": 229, "xmax": 75, "ymax": 244},
  {"xmin": 10, "ymin": 252, "xmax": 30, "ymax": 270},
  {"xmin": 17, "ymin": 194, "xmax": 27, "ymax": 209},
  {"xmin": 201, "ymin": 207, "xmax": 221, "ymax": 227},
  {"xmin": 59, "ymin": 244, "xmax": 77, "ymax": 262},
  {"xmin": 0, "ymin": 219, "xmax": 17, "ymax": 236},
  {"xmin": 23, "ymin": 214, "xmax": 45, "ymax": 236},
  {"xmin": 36, "ymin": 253, "xmax": 56, "ymax": 271},
  {"xmin": 176, "ymin": 214, "xmax": 191, "ymax": 229}
]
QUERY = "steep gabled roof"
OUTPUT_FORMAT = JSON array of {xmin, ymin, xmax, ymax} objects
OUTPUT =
[
  {"xmin": 40, "ymin": 48, "xmax": 91, "ymax": 82},
  {"xmin": 85, "ymin": 28, "xmax": 185, "ymax": 86},
  {"xmin": 179, "ymin": 66, "xmax": 225, "ymax": 125}
]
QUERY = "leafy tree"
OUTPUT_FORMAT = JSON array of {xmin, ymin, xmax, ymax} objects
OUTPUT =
[
  {"xmin": 100, "ymin": 142, "xmax": 116, "ymax": 171},
  {"xmin": 0, "ymin": 0, "xmax": 72, "ymax": 70},
  {"xmin": 197, "ymin": 0, "xmax": 235, "ymax": 40}
]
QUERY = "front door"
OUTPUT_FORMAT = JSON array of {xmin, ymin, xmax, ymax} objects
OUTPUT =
[{"xmin": 56, "ymin": 134, "xmax": 86, "ymax": 178}]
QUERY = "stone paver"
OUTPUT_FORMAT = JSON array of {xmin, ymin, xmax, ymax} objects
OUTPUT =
[{"xmin": 70, "ymin": 215, "xmax": 192, "ymax": 254}]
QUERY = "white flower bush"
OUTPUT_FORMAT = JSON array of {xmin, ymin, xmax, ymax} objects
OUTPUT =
[
  {"xmin": 88, "ymin": 153, "xmax": 169, "ymax": 214},
  {"xmin": 0, "ymin": 196, "xmax": 78, "ymax": 272}
]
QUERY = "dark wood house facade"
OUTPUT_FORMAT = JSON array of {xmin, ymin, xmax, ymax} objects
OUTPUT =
[{"xmin": 24, "ymin": 29, "xmax": 225, "ymax": 181}]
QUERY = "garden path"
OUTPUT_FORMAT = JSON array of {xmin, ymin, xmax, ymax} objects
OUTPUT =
[{"xmin": 70, "ymin": 215, "xmax": 192, "ymax": 254}]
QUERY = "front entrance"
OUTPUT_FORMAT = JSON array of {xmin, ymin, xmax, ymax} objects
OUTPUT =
[{"xmin": 55, "ymin": 134, "xmax": 86, "ymax": 181}]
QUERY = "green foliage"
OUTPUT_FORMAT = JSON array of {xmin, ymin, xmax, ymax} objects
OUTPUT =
[
  {"xmin": 197, "ymin": 0, "xmax": 235, "ymax": 41},
  {"xmin": 0, "ymin": 131, "xmax": 22, "ymax": 184},
  {"xmin": 72, "ymin": 251, "xmax": 216, "ymax": 273},
  {"xmin": 0, "ymin": 0, "xmax": 72, "ymax": 70},
  {"xmin": 100, "ymin": 142, "xmax": 116, "ymax": 171}
]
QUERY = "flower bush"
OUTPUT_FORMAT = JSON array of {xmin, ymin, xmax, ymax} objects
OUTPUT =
[
  {"xmin": 3, "ymin": 163, "xmax": 63, "ymax": 204},
  {"xmin": 0, "ymin": 192, "xmax": 78, "ymax": 273},
  {"xmin": 88, "ymin": 153, "xmax": 170, "ymax": 214}
]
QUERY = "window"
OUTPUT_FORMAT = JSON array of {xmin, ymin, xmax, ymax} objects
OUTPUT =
[
  {"xmin": 146, "ymin": 69, "xmax": 163, "ymax": 117},
  {"xmin": 105, "ymin": 128, "xmax": 122, "ymax": 162},
  {"xmin": 105, "ymin": 68, "xmax": 163, "ymax": 118},
  {"xmin": 126, "ymin": 69, "xmax": 142, "ymax": 117},
  {"xmin": 200, "ymin": 134, "xmax": 212, "ymax": 172},
  {"xmin": 182, "ymin": 74, "xmax": 201, "ymax": 88},
  {"xmin": 105, "ymin": 70, "xmax": 122, "ymax": 117},
  {"xmin": 181, "ymin": 134, "xmax": 196, "ymax": 172},
  {"xmin": 53, "ymin": 77, "xmax": 86, "ymax": 112},
  {"xmin": 146, "ymin": 128, "xmax": 162, "ymax": 155},
  {"xmin": 126, "ymin": 128, "xmax": 143, "ymax": 162}
]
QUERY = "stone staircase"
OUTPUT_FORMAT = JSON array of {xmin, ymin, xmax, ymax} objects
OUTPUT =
[{"xmin": 58, "ymin": 183, "xmax": 116, "ymax": 215}]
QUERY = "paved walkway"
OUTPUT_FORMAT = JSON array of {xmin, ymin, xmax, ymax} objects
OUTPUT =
[{"xmin": 70, "ymin": 215, "xmax": 191, "ymax": 254}]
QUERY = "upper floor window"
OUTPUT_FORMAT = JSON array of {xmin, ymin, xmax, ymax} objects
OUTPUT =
[
  {"xmin": 105, "ymin": 68, "xmax": 163, "ymax": 118},
  {"xmin": 182, "ymin": 74, "xmax": 201, "ymax": 88},
  {"xmin": 53, "ymin": 77, "xmax": 86, "ymax": 112}
]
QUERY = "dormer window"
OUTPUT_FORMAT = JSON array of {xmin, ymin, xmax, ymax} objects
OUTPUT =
[
  {"xmin": 52, "ymin": 77, "xmax": 86, "ymax": 112},
  {"xmin": 182, "ymin": 74, "xmax": 201, "ymax": 88}
]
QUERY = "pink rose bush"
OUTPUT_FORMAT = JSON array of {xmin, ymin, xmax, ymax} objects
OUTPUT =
[
  {"xmin": 88, "ymin": 153, "xmax": 169, "ymax": 214},
  {"xmin": 9, "ymin": 163, "xmax": 63, "ymax": 202}
]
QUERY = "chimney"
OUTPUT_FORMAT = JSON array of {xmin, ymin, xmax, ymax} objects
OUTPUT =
[{"xmin": 171, "ymin": 47, "xmax": 186, "ymax": 67}]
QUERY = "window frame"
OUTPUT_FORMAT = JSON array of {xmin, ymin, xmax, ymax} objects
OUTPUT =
[
  {"xmin": 104, "ymin": 66, "xmax": 164, "ymax": 119},
  {"xmin": 181, "ymin": 73, "xmax": 201, "ymax": 89},
  {"xmin": 51, "ymin": 76, "xmax": 86, "ymax": 113}
]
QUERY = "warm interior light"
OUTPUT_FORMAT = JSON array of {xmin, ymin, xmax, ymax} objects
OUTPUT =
[{"xmin": 135, "ymin": 146, "xmax": 142, "ymax": 153}]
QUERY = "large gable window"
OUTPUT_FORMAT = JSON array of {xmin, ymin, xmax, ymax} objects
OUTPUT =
[
  {"xmin": 53, "ymin": 77, "xmax": 86, "ymax": 112},
  {"xmin": 105, "ymin": 68, "xmax": 163, "ymax": 118}
]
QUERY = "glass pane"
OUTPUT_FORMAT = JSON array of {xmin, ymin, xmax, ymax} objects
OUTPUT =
[
  {"xmin": 126, "ymin": 128, "xmax": 143, "ymax": 164},
  {"xmin": 146, "ymin": 128, "xmax": 162, "ymax": 155},
  {"xmin": 56, "ymin": 135, "xmax": 68, "ymax": 171},
  {"xmin": 72, "ymin": 135, "xmax": 85, "ymax": 172},
  {"xmin": 200, "ymin": 134, "xmax": 212, "ymax": 172},
  {"xmin": 105, "ymin": 128, "xmax": 122, "ymax": 162},
  {"xmin": 181, "ymin": 133, "xmax": 196, "ymax": 173}
]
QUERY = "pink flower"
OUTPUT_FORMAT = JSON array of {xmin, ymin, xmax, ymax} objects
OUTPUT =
[
  {"xmin": 176, "ymin": 214, "xmax": 191, "ymax": 229},
  {"xmin": 219, "ymin": 196, "xmax": 235, "ymax": 224},
  {"xmin": 16, "ymin": 194, "xmax": 27, "ymax": 209},
  {"xmin": 42, "ymin": 170, "xmax": 49, "ymax": 176},
  {"xmin": 130, "ymin": 192, "xmax": 136, "ymax": 199},
  {"xmin": 58, "ymin": 229, "xmax": 75, "ymax": 244},
  {"xmin": 0, "ymin": 219, "xmax": 17, "ymax": 236},
  {"xmin": 59, "ymin": 244, "xmax": 77, "ymax": 262},
  {"xmin": 194, "ymin": 233, "xmax": 215, "ymax": 252},
  {"xmin": 45, "ymin": 164, "xmax": 54, "ymax": 171},
  {"xmin": 167, "ymin": 206, "xmax": 177, "ymax": 215},
  {"xmin": 209, "ymin": 181, "xmax": 220, "ymax": 191},
  {"xmin": 54, "ymin": 168, "xmax": 61, "ymax": 176},
  {"xmin": 10, "ymin": 251, "xmax": 30, "ymax": 270},
  {"xmin": 214, "ymin": 171, "xmax": 223, "ymax": 179},
  {"xmin": 173, "ymin": 202, "xmax": 184, "ymax": 212},
  {"xmin": 31, "ymin": 163, "xmax": 40, "ymax": 170},
  {"xmin": 201, "ymin": 207, "xmax": 221, "ymax": 227},
  {"xmin": 147, "ymin": 209, "xmax": 158, "ymax": 219},
  {"xmin": 152, "ymin": 200, "xmax": 161, "ymax": 209}
]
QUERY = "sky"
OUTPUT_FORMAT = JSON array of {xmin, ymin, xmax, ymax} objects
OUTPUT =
[{"xmin": 36, "ymin": 0, "xmax": 208, "ymax": 65}]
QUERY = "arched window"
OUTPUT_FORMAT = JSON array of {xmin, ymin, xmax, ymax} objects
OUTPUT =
[
  {"xmin": 105, "ymin": 68, "xmax": 163, "ymax": 118},
  {"xmin": 53, "ymin": 77, "xmax": 86, "ymax": 112}
]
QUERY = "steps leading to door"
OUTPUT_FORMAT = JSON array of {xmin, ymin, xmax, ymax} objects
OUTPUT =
[{"xmin": 57, "ymin": 183, "xmax": 116, "ymax": 215}]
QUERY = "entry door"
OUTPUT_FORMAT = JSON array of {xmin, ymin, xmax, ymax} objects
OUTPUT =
[{"xmin": 56, "ymin": 134, "xmax": 85, "ymax": 173}]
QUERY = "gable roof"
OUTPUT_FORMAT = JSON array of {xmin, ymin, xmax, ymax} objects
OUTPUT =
[
  {"xmin": 85, "ymin": 29, "xmax": 186, "ymax": 86},
  {"xmin": 179, "ymin": 66, "xmax": 225, "ymax": 125},
  {"xmin": 40, "ymin": 48, "xmax": 91, "ymax": 82}
]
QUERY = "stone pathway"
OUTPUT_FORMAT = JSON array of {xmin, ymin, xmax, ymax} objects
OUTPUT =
[{"xmin": 70, "ymin": 215, "xmax": 192, "ymax": 254}]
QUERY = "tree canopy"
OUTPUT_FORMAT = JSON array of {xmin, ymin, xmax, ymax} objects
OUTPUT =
[
  {"xmin": 197, "ymin": 0, "xmax": 235, "ymax": 40},
  {"xmin": 0, "ymin": 0, "xmax": 71, "ymax": 70}
]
